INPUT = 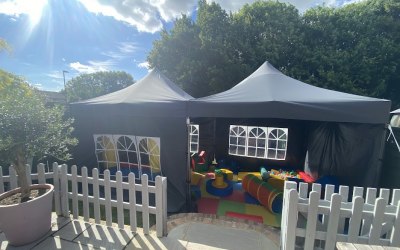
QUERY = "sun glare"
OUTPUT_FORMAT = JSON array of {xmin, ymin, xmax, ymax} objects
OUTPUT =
[{"xmin": 27, "ymin": 0, "xmax": 48, "ymax": 28}]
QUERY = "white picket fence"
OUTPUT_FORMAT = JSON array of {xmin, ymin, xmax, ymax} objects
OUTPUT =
[
  {"xmin": 0, "ymin": 163, "xmax": 168, "ymax": 237},
  {"xmin": 281, "ymin": 181, "xmax": 400, "ymax": 250}
]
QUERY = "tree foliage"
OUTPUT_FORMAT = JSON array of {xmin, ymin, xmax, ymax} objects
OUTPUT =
[
  {"xmin": 65, "ymin": 71, "xmax": 135, "ymax": 102},
  {"xmin": 0, "ymin": 38, "xmax": 11, "ymax": 54},
  {"xmin": 0, "ymin": 69, "xmax": 77, "ymax": 200},
  {"xmin": 148, "ymin": 0, "xmax": 400, "ymax": 107}
]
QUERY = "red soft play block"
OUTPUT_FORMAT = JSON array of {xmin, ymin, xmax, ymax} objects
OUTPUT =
[
  {"xmin": 299, "ymin": 171, "xmax": 316, "ymax": 183},
  {"xmin": 225, "ymin": 211, "xmax": 263, "ymax": 223},
  {"xmin": 197, "ymin": 197, "xmax": 219, "ymax": 214}
]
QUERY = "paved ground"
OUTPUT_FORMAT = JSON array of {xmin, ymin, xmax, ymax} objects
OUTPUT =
[{"xmin": 0, "ymin": 213, "xmax": 280, "ymax": 250}]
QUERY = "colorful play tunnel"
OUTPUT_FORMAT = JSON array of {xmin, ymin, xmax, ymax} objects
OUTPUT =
[{"xmin": 242, "ymin": 174, "xmax": 283, "ymax": 214}]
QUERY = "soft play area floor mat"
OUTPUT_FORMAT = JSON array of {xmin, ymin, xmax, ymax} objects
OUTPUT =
[{"xmin": 195, "ymin": 179, "xmax": 281, "ymax": 227}]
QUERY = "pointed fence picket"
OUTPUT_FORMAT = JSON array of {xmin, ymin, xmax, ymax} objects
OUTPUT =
[
  {"xmin": 0, "ymin": 163, "xmax": 168, "ymax": 237},
  {"xmin": 281, "ymin": 181, "xmax": 400, "ymax": 250}
]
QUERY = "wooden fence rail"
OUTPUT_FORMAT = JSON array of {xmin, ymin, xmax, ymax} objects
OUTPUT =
[
  {"xmin": 0, "ymin": 163, "xmax": 167, "ymax": 237},
  {"xmin": 281, "ymin": 181, "xmax": 400, "ymax": 250}
]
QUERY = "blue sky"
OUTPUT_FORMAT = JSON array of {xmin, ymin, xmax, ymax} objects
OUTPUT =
[{"xmin": 0, "ymin": 0, "xmax": 361, "ymax": 91}]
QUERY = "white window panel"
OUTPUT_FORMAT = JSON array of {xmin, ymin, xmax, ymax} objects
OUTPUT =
[
  {"xmin": 189, "ymin": 124, "xmax": 199, "ymax": 154},
  {"xmin": 137, "ymin": 136, "xmax": 161, "ymax": 180},
  {"xmin": 247, "ymin": 126, "xmax": 268, "ymax": 159},
  {"xmin": 93, "ymin": 134, "xmax": 118, "ymax": 171},
  {"xmin": 227, "ymin": 125, "xmax": 288, "ymax": 160},
  {"xmin": 266, "ymin": 127, "xmax": 288, "ymax": 160},
  {"xmin": 229, "ymin": 125, "xmax": 247, "ymax": 156},
  {"xmin": 93, "ymin": 134, "xmax": 162, "ymax": 180},
  {"xmin": 113, "ymin": 135, "xmax": 140, "ymax": 177}
]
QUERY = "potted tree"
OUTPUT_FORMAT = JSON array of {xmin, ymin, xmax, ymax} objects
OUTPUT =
[{"xmin": 0, "ymin": 70, "xmax": 77, "ymax": 246}]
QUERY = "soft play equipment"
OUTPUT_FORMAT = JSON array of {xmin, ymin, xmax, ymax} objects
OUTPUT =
[
  {"xmin": 244, "ymin": 192, "xmax": 260, "ymax": 205},
  {"xmin": 242, "ymin": 174, "xmax": 283, "ymax": 214},
  {"xmin": 191, "ymin": 171, "xmax": 205, "ymax": 186},
  {"xmin": 237, "ymin": 172, "xmax": 261, "ymax": 181},
  {"xmin": 269, "ymin": 169, "xmax": 300, "ymax": 180},
  {"xmin": 220, "ymin": 168, "xmax": 233, "ymax": 181},
  {"xmin": 191, "ymin": 185, "xmax": 201, "ymax": 199},
  {"xmin": 225, "ymin": 211, "xmax": 263, "ymax": 223},
  {"xmin": 260, "ymin": 167, "xmax": 270, "ymax": 181},
  {"xmin": 206, "ymin": 177, "xmax": 233, "ymax": 197},
  {"xmin": 191, "ymin": 151, "xmax": 208, "ymax": 172},
  {"xmin": 268, "ymin": 178, "xmax": 285, "ymax": 191}
]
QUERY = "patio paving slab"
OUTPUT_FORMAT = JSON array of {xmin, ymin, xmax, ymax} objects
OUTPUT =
[
  {"xmin": 32, "ymin": 237, "xmax": 96, "ymax": 250},
  {"xmin": 0, "ymin": 214, "xmax": 72, "ymax": 250},
  {"xmin": 74, "ymin": 224, "xmax": 135, "ymax": 250},
  {"xmin": 127, "ymin": 228, "xmax": 187, "ymax": 250},
  {"xmin": 53, "ymin": 219, "xmax": 91, "ymax": 241},
  {"xmin": 0, "ymin": 213, "xmax": 280, "ymax": 250},
  {"xmin": 169, "ymin": 222, "xmax": 279, "ymax": 250}
]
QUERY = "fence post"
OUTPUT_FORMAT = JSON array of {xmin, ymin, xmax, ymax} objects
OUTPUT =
[
  {"xmin": 155, "ymin": 176, "xmax": 167, "ymax": 237},
  {"xmin": 71, "ymin": 165, "xmax": 78, "ymax": 219},
  {"xmin": 142, "ymin": 174, "xmax": 150, "ymax": 234},
  {"xmin": 60, "ymin": 164, "xmax": 69, "ymax": 217},
  {"xmin": 128, "ymin": 173, "xmax": 137, "ymax": 233},
  {"xmin": 9, "ymin": 166, "xmax": 17, "ymax": 190},
  {"xmin": 37, "ymin": 163, "xmax": 46, "ymax": 184},
  {"xmin": 325, "ymin": 194, "xmax": 341, "ymax": 249},
  {"xmin": 104, "ymin": 170, "xmax": 112, "ymax": 227},
  {"xmin": 162, "ymin": 176, "xmax": 167, "ymax": 235},
  {"xmin": 82, "ymin": 167, "xmax": 89, "ymax": 222},
  {"xmin": 338, "ymin": 185, "xmax": 349, "ymax": 233},
  {"xmin": 282, "ymin": 181, "xmax": 297, "ymax": 249},
  {"xmin": 116, "ymin": 171, "xmax": 124, "ymax": 229},
  {"xmin": 369, "ymin": 198, "xmax": 386, "ymax": 244},
  {"xmin": 348, "ymin": 196, "xmax": 364, "ymax": 243},
  {"xmin": 282, "ymin": 188, "xmax": 298, "ymax": 250},
  {"xmin": 0, "ymin": 166, "xmax": 4, "ymax": 194},
  {"xmin": 304, "ymin": 191, "xmax": 320, "ymax": 249},
  {"xmin": 93, "ymin": 168, "xmax": 101, "ymax": 224},
  {"xmin": 361, "ymin": 188, "xmax": 377, "ymax": 235},
  {"xmin": 390, "ymin": 200, "xmax": 400, "ymax": 247},
  {"xmin": 53, "ymin": 163, "xmax": 62, "ymax": 216},
  {"xmin": 26, "ymin": 164, "xmax": 32, "ymax": 186}
]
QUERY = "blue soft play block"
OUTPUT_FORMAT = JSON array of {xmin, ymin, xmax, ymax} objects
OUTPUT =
[
  {"xmin": 232, "ymin": 182, "xmax": 242, "ymax": 191},
  {"xmin": 191, "ymin": 185, "xmax": 201, "ymax": 199},
  {"xmin": 244, "ymin": 192, "xmax": 260, "ymax": 205}
]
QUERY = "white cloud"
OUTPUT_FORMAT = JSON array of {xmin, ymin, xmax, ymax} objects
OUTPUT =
[
  {"xmin": 101, "ymin": 51, "xmax": 125, "ymax": 60},
  {"xmin": 69, "ymin": 60, "xmax": 114, "ymax": 74},
  {"xmin": 76, "ymin": 0, "xmax": 365, "ymax": 33},
  {"xmin": 118, "ymin": 42, "xmax": 138, "ymax": 53},
  {"xmin": 101, "ymin": 42, "xmax": 139, "ymax": 62},
  {"xmin": 46, "ymin": 71, "xmax": 64, "ymax": 80},
  {"xmin": 2, "ymin": 0, "xmax": 366, "ymax": 35},
  {"xmin": 138, "ymin": 61, "xmax": 150, "ymax": 70},
  {"xmin": 77, "ymin": 0, "xmax": 196, "ymax": 33},
  {"xmin": 0, "ymin": 0, "xmax": 48, "ymax": 27}
]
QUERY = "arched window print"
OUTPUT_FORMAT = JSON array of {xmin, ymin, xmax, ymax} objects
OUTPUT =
[
  {"xmin": 94, "ymin": 135, "xmax": 117, "ymax": 172},
  {"xmin": 247, "ymin": 127, "xmax": 267, "ymax": 158},
  {"xmin": 138, "ymin": 137, "xmax": 161, "ymax": 180},
  {"xmin": 189, "ymin": 124, "xmax": 199, "ymax": 154},
  {"xmin": 229, "ymin": 125, "xmax": 247, "ymax": 156},
  {"xmin": 114, "ymin": 135, "xmax": 139, "ymax": 177},
  {"xmin": 267, "ymin": 128, "xmax": 288, "ymax": 160}
]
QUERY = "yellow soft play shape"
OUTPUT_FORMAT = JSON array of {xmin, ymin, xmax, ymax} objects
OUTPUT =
[{"xmin": 191, "ymin": 171, "xmax": 205, "ymax": 186}]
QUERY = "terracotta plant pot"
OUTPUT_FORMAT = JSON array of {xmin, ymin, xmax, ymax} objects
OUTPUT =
[{"xmin": 0, "ymin": 184, "xmax": 54, "ymax": 246}]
